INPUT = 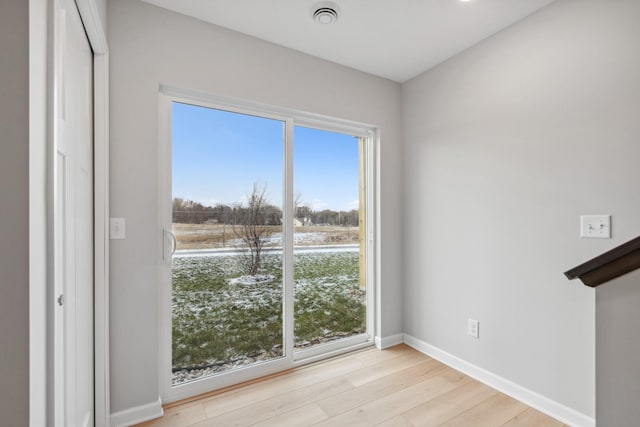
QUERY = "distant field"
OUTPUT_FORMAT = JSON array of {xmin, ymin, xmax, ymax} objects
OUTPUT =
[{"xmin": 173, "ymin": 223, "xmax": 360, "ymax": 250}]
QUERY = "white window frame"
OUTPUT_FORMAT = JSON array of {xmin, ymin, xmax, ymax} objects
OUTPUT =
[{"xmin": 158, "ymin": 86, "xmax": 379, "ymax": 403}]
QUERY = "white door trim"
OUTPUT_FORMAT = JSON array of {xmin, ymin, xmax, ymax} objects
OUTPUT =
[
  {"xmin": 73, "ymin": 2, "xmax": 110, "ymax": 425},
  {"xmin": 29, "ymin": 1, "xmax": 49, "ymax": 425},
  {"xmin": 75, "ymin": 0, "xmax": 108, "ymax": 55},
  {"xmin": 92, "ymin": 51, "xmax": 110, "ymax": 427}
]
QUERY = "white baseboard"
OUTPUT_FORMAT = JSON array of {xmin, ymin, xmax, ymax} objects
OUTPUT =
[
  {"xmin": 375, "ymin": 333, "xmax": 404, "ymax": 349},
  {"xmin": 403, "ymin": 334, "xmax": 594, "ymax": 427},
  {"xmin": 110, "ymin": 397, "xmax": 163, "ymax": 427}
]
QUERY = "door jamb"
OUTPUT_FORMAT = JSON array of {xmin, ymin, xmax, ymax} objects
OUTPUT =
[{"xmin": 74, "ymin": 1, "xmax": 110, "ymax": 426}]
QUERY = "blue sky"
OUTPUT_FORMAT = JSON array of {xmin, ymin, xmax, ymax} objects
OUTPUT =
[{"xmin": 172, "ymin": 102, "xmax": 359, "ymax": 211}]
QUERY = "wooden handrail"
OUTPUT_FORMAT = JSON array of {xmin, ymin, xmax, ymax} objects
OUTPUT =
[{"xmin": 565, "ymin": 236, "xmax": 640, "ymax": 287}]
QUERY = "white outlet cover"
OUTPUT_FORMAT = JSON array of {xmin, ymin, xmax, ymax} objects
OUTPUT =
[
  {"xmin": 468, "ymin": 318, "xmax": 479, "ymax": 339},
  {"xmin": 580, "ymin": 215, "xmax": 611, "ymax": 239}
]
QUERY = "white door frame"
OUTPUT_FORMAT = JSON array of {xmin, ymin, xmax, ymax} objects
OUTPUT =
[
  {"xmin": 158, "ymin": 87, "xmax": 378, "ymax": 404},
  {"xmin": 29, "ymin": 1, "xmax": 109, "ymax": 426},
  {"xmin": 75, "ymin": 2, "xmax": 110, "ymax": 426}
]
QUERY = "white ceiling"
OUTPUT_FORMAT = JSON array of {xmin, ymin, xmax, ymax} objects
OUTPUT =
[{"xmin": 139, "ymin": 0, "xmax": 556, "ymax": 83}]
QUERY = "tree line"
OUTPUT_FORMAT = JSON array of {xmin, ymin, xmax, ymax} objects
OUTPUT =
[{"xmin": 172, "ymin": 197, "xmax": 359, "ymax": 227}]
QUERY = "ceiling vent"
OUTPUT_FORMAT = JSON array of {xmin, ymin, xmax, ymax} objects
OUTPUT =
[{"xmin": 312, "ymin": 2, "xmax": 340, "ymax": 25}]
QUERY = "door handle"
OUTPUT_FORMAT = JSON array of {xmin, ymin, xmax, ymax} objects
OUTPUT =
[{"xmin": 164, "ymin": 229, "xmax": 177, "ymax": 260}]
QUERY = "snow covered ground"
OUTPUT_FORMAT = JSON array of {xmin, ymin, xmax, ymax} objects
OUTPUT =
[
  {"xmin": 173, "ymin": 244, "xmax": 358, "ymax": 258},
  {"xmin": 171, "ymin": 249, "xmax": 365, "ymax": 385}
]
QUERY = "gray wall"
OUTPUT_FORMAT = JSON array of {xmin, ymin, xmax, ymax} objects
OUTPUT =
[
  {"xmin": 108, "ymin": 0, "xmax": 403, "ymax": 413},
  {"xmin": 597, "ymin": 268, "xmax": 640, "ymax": 426},
  {"xmin": 402, "ymin": 0, "xmax": 640, "ymax": 418},
  {"xmin": 0, "ymin": 0, "xmax": 30, "ymax": 425}
]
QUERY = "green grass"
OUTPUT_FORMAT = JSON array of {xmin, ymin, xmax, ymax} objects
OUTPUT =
[{"xmin": 172, "ymin": 251, "xmax": 365, "ymax": 370}]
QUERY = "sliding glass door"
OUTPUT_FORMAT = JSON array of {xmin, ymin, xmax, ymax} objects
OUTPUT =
[
  {"xmin": 160, "ymin": 93, "xmax": 374, "ymax": 402},
  {"xmin": 170, "ymin": 103, "xmax": 286, "ymax": 388},
  {"xmin": 293, "ymin": 127, "xmax": 368, "ymax": 358}
]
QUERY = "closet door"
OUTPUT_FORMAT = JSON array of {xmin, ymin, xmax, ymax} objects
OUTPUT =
[{"xmin": 53, "ymin": 0, "xmax": 94, "ymax": 425}]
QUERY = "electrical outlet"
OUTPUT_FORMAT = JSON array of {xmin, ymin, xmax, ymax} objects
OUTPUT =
[{"xmin": 468, "ymin": 318, "xmax": 479, "ymax": 338}]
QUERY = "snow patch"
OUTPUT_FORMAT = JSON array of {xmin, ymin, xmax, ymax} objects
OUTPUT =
[{"xmin": 229, "ymin": 274, "xmax": 275, "ymax": 285}]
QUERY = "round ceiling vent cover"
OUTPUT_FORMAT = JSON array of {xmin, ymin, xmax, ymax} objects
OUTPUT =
[{"xmin": 312, "ymin": 2, "xmax": 340, "ymax": 24}]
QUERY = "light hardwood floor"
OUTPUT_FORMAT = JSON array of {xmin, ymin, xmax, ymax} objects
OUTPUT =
[{"xmin": 136, "ymin": 345, "xmax": 566, "ymax": 427}]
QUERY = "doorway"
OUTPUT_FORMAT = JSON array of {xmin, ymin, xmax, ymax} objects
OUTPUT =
[{"xmin": 160, "ymin": 93, "xmax": 376, "ymax": 403}]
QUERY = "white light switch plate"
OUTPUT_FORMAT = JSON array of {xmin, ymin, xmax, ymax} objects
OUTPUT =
[
  {"xmin": 110, "ymin": 218, "xmax": 126, "ymax": 240},
  {"xmin": 580, "ymin": 215, "xmax": 610, "ymax": 239}
]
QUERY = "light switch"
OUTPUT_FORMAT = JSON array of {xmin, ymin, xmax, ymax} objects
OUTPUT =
[
  {"xmin": 110, "ymin": 218, "xmax": 126, "ymax": 240},
  {"xmin": 580, "ymin": 215, "xmax": 610, "ymax": 239}
]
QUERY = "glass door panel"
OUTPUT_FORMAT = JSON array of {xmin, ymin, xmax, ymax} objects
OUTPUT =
[
  {"xmin": 171, "ymin": 102, "xmax": 284, "ymax": 386},
  {"xmin": 292, "ymin": 126, "xmax": 367, "ymax": 353}
]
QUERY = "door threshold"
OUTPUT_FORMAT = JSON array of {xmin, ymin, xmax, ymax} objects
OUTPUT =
[{"xmin": 163, "ymin": 343, "xmax": 374, "ymax": 410}]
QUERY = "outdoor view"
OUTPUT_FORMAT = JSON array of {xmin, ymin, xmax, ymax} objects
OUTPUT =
[{"xmin": 171, "ymin": 102, "xmax": 366, "ymax": 385}]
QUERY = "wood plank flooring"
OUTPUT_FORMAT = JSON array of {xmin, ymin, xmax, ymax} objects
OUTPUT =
[{"xmin": 136, "ymin": 345, "xmax": 565, "ymax": 427}]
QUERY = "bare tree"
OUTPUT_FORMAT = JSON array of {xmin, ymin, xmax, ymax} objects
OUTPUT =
[
  {"xmin": 232, "ymin": 183, "xmax": 273, "ymax": 276},
  {"xmin": 294, "ymin": 191, "xmax": 303, "ymax": 220}
]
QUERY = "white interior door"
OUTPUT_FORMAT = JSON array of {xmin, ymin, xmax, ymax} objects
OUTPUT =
[{"xmin": 53, "ymin": 0, "xmax": 94, "ymax": 425}]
